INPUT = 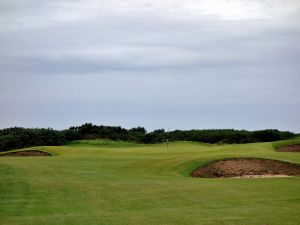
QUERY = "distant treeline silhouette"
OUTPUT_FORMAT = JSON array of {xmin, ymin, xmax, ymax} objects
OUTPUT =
[{"xmin": 0, "ymin": 123, "xmax": 296, "ymax": 152}]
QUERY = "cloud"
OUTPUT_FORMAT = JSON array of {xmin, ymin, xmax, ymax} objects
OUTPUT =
[
  {"xmin": 0, "ymin": 0, "xmax": 300, "ymax": 131},
  {"xmin": 2, "ymin": 14, "xmax": 300, "ymax": 74}
]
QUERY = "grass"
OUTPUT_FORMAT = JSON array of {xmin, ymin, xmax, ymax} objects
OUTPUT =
[
  {"xmin": 272, "ymin": 137, "xmax": 300, "ymax": 150},
  {"xmin": 1, "ymin": 138, "xmax": 300, "ymax": 225},
  {"xmin": 66, "ymin": 139, "xmax": 142, "ymax": 148}
]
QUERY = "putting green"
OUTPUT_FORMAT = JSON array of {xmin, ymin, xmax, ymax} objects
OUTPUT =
[{"xmin": 1, "ymin": 139, "xmax": 300, "ymax": 225}]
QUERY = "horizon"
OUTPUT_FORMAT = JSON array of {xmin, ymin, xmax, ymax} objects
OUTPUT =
[
  {"xmin": 1, "ymin": 0, "xmax": 300, "ymax": 132},
  {"xmin": 0, "ymin": 123, "xmax": 298, "ymax": 134}
]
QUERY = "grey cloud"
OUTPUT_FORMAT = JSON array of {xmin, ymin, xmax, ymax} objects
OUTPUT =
[
  {"xmin": 1, "ymin": 10, "xmax": 300, "ymax": 74},
  {"xmin": 0, "ymin": 0, "xmax": 300, "ymax": 131}
]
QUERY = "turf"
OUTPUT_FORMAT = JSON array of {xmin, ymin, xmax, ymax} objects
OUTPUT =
[
  {"xmin": 1, "ymin": 138, "xmax": 300, "ymax": 225},
  {"xmin": 66, "ymin": 139, "xmax": 142, "ymax": 148}
]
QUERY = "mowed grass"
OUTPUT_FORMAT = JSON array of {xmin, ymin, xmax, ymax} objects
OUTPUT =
[{"xmin": 1, "ymin": 139, "xmax": 300, "ymax": 225}]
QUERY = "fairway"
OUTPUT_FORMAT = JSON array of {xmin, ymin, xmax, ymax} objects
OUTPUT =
[{"xmin": 1, "ymin": 140, "xmax": 300, "ymax": 225}]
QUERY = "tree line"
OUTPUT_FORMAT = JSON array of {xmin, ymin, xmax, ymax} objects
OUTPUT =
[{"xmin": 0, "ymin": 123, "xmax": 296, "ymax": 152}]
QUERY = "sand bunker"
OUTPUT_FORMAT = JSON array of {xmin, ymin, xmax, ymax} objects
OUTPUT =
[
  {"xmin": 0, "ymin": 150, "xmax": 51, "ymax": 157},
  {"xmin": 278, "ymin": 144, "xmax": 300, "ymax": 152},
  {"xmin": 191, "ymin": 158, "xmax": 300, "ymax": 178}
]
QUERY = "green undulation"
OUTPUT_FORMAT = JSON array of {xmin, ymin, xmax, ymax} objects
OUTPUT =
[
  {"xmin": 66, "ymin": 139, "xmax": 142, "ymax": 148},
  {"xmin": 1, "ymin": 138, "xmax": 300, "ymax": 225},
  {"xmin": 272, "ymin": 138, "xmax": 300, "ymax": 150}
]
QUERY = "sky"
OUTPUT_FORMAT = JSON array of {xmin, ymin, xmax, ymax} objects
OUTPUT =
[{"xmin": 0, "ymin": 0, "xmax": 300, "ymax": 132}]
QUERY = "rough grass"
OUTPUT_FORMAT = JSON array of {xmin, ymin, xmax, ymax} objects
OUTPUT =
[
  {"xmin": 66, "ymin": 139, "xmax": 142, "ymax": 148},
  {"xmin": 1, "ymin": 138, "xmax": 300, "ymax": 225}
]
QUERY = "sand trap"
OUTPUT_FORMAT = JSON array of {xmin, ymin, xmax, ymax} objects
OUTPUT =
[
  {"xmin": 191, "ymin": 158, "xmax": 300, "ymax": 178},
  {"xmin": 0, "ymin": 150, "xmax": 51, "ymax": 157},
  {"xmin": 278, "ymin": 144, "xmax": 300, "ymax": 152}
]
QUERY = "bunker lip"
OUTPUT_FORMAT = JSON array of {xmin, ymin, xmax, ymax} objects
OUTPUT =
[
  {"xmin": 0, "ymin": 150, "xmax": 51, "ymax": 157},
  {"xmin": 191, "ymin": 158, "xmax": 300, "ymax": 178},
  {"xmin": 278, "ymin": 144, "xmax": 300, "ymax": 152},
  {"xmin": 232, "ymin": 175, "xmax": 291, "ymax": 178}
]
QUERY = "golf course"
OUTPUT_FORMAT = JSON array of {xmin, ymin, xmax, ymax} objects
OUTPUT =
[{"xmin": 0, "ymin": 138, "xmax": 300, "ymax": 225}]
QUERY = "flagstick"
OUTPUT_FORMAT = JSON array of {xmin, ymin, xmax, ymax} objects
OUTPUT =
[{"xmin": 166, "ymin": 128, "xmax": 169, "ymax": 150}]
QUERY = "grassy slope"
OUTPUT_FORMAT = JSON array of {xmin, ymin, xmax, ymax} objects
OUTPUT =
[
  {"xmin": 66, "ymin": 139, "xmax": 142, "ymax": 148},
  {"xmin": 1, "ymin": 139, "xmax": 300, "ymax": 225}
]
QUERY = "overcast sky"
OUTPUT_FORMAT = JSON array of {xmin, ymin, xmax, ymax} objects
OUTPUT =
[{"xmin": 0, "ymin": 0, "xmax": 300, "ymax": 132}]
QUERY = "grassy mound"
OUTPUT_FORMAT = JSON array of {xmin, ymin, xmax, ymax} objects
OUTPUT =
[
  {"xmin": 66, "ymin": 139, "xmax": 142, "ymax": 148},
  {"xmin": 272, "ymin": 137, "xmax": 300, "ymax": 151}
]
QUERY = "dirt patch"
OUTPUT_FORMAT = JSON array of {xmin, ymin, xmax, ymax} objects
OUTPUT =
[
  {"xmin": 0, "ymin": 150, "xmax": 51, "ymax": 157},
  {"xmin": 278, "ymin": 144, "xmax": 300, "ymax": 152},
  {"xmin": 191, "ymin": 158, "xmax": 300, "ymax": 178}
]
